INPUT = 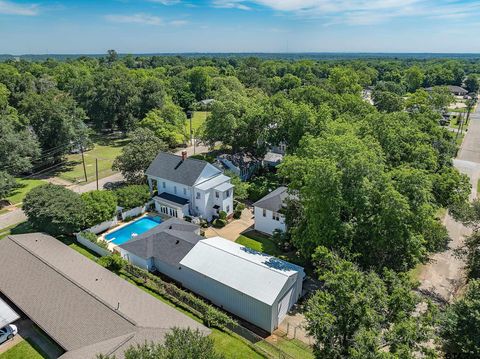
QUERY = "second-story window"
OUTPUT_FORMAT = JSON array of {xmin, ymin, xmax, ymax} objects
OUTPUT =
[
  {"xmin": 183, "ymin": 188, "xmax": 187, "ymax": 195},
  {"xmin": 196, "ymin": 192, "xmax": 201, "ymax": 200},
  {"xmin": 226, "ymin": 190, "xmax": 230, "ymax": 198},
  {"xmin": 162, "ymin": 182, "xmax": 166, "ymax": 189},
  {"xmin": 263, "ymin": 208, "xmax": 267, "ymax": 217},
  {"xmin": 215, "ymin": 191, "xmax": 219, "ymax": 199},
  {"xmin": 273, "ymin": 212, "xmax": 280, "ymax": 221},
  {"xmin": 174, "ymin": 186, "xmax": 177, "ymax": 194}
]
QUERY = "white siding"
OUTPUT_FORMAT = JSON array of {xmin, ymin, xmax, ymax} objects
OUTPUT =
[
  {"xmin": 152, "ymin": 177, "xmax": 191, "ymax": 202},
  {"xmin": 254, "ymin": 206, "xmax": 286, "ymax": 236},
  {"xmin": 118, "ymin": 248, "xmax": 152, "ymax": 271}
]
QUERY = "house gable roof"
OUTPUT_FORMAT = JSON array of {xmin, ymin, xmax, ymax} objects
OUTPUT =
[
  {"xmin": 146, "ymin": 152, "xmax": 221, "ymax": 187},
  {"xmin": 0, "ymin": 233, "xmax": 208, "ymax": 359},
  {"xmin": 253, "ymin": 186, "xmax": 290, "ymax": 212}
]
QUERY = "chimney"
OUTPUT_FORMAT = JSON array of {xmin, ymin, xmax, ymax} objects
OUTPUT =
[{"xmin": 181, "ymin": 150, "xmax": 187, "ymax": 161}]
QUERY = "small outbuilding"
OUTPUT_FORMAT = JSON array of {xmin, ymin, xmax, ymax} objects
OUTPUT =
[
  {"xmin": 253, "ymin": 187, "xmax": 291, "ymax": 236},
  {"xmin": 179, "ymin": 237, "xmax": 305, "ymax": 333}
]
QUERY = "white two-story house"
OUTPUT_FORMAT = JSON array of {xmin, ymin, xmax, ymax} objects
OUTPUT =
[{"xmin": 146, "ymin": 151, "xmax": 234, "ymax": 221}]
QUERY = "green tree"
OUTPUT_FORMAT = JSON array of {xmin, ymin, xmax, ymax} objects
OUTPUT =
[
  {"xmin": 113, "ymin": 184, "xmax": 150, "ymax": 210},
  {"xmin": 81, "ymin": 190, "xmax": 117, "ymax": 228},
  {"xmin": 189, "ymin": 67, "xmax": 212, "ymax": 101},
  {"xmin": 280, "ymin": 130, "xmax": 425, "ymax": 272},
  {"xmin": 306, "ymin": 247, "xmax": 437, "ymax": 359},
  {"xmin": 19, "ymin": 89, "xmax": 88, "ymax": 161},
  {"xmin": 404, "ymin": 66, "xmax": 425, "ymax": 93},
  {"xmin": 464, "ymin": 74, "xmax": 479, "ymax": 93},
  {"xmin": 372, "ymin": 91, "xmax": 404, "ymax": 113},
  {"xmin": 325, "ymin": 67, "xmax": 362, "ymax": 95},
  {"xmin": 137, "ymin": 107, "xmax": 185, "ymax": 147},
  {"xmin": 98, "ymin": 328, "xmax": 224, "ymax": 359},
  {"xmin": 22, "ymin": 184, "xmax": 85, "ymax": 235},
  {"xmin": 224, "ymin": 171, "xmax": 249, "ymax": 201},
  {"xmin": 0, "ymin": 171, "xmax": 17, "ymax": 199},
  {"xmin": 112, "ymin": 128, "xmax": 167, "ymax": 184},
  {"xmin": 440, "ymin": 280, "xmax": 480, "ymax": 357},
  {"xmin": 0, "ymin": 100, "xmax": 40, "ymax": 175}
]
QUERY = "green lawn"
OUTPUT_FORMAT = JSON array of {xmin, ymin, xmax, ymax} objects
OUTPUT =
[
  {"xmin": 185, "ymin": 111, "xmax": 209, "ymax": 135},
  {"xmin": 57, "ymin": 136, "xmax": 129, "ymax": 184},
  {"xmin": 5, "ymin": 178, "xmax": 46, "ymax": 205},
  {"xmin": 257, "ymin": 336, "xmax": 314, "ymax": 359},
  {"xmin": 236, "ymin": 231, "xmax": 283, "ymax": 257},
  {"xmin": 477, "ymin": 179, "xmax": 480, "ymax": 197},
  {"xmin": 0, "ymin": 339, "xmax": 47, "ymax": 359}
]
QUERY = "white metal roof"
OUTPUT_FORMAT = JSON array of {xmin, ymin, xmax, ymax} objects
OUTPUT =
[
  {"xmin": 214, "ymin": 182, "xmax": 234, "ymax": 192},
  {"xmin": 179, "ymin": 237, "xmax": 304, "ymax": 305},
  {"xmin": 195, "ymin": 174, "xmax": 232, "ymax": 191},
  {"xmin": 0, "ymin": 298, "xmax": 20, "ymax": 328}
]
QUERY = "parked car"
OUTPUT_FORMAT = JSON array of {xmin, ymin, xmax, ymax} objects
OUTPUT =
[{"xmin": 0, "ymin": 324, "xmax": 18, "ymax": 344}]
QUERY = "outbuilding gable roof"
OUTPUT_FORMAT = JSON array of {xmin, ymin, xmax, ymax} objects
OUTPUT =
[
  {"xmin": 180, "ymin": 237, "xmax": 304, "ymax": 305},
  {"xmin": 146, "ymin": 152, "xmax": 220, "ymax": 187},
  {"xmin": 253, "ymin": 186, "xmax": 290, "ymax": 212}
]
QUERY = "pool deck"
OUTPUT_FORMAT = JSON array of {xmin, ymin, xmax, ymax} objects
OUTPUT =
[{"xmin": 99, "ymin": 212, "xmax": 169, "ymax": 251}]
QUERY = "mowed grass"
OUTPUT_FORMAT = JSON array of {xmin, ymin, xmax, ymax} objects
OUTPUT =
[
  {"xmin": 236, "ymin": 231, "xmax": 283, "ymax": 257},
  {"xmin": 258, "ymin": 336, "xmax": 314, "ymax": 359},
  {"xmin": 5, "ymin": 178, "xmax": 46, "ymax": 205},
  {"xmin": 0, "ymin": 339, "xmax": 48, "ymax": 359},
  {"xmin": 185, "ymin": 111, "xmax": 209, "ymax": 134},
  {"xmin": 57, "ymin": 136, "xmax": 129, "ymax": 184}
]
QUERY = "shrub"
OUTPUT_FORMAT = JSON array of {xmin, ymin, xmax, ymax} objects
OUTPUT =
[
  {"xmin": 81, "ymin": 190, "xmax": 117, "ymax": 228},
  {"xmin": 98, "ymin": 254, "xmax": 126, "ymax": 273},
  {"xmin": 22, "ymin": 184, "xmax": 85, "ymax": 235},
  {"xmin": 113, "ymin": 184, "xmax": 150, "ymax": 210},
  {"xmin": 233, "ymin": 210, "xmax": 242, "ymax": 219},
  {"xmin": 213, "ymin": 218, "xmax": 227, "ymax": 228},
  {"xmin": 218, "ymin": 210, "xmax": 227, "ymax": 220},
  {"xmin": 81, "ymin": 231, "xmax": 108, "ymax": 249},
  {"xmin": 235, "ymin": 202, "xmax": 246, "ymax": 211}
]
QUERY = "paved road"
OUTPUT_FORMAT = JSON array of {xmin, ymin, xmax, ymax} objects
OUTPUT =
[{"xmin": 418, "ymin": 101, "xmax": 480, "ymax": 302}]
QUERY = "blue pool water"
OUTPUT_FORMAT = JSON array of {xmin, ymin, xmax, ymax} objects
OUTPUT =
[{"xmin": 105, "ymin": 216, "xmax": 162, "ymax": 245}]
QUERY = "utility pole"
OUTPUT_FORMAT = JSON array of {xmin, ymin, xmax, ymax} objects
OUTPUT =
[
  {"xmin": 81, "ymin": 145, "xmax": 88, "ymax": 183},
  {"xmin": 193, "ymin": 129, "xmax": 196, "ymax": 155},
  {"xmin": 96, "ymin": 158, "xmax": 99, "ymax": 190}
]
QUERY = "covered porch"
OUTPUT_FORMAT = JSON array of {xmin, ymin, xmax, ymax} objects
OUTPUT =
[{"xmin": 153, "ymin": 192, "xmax": 190, "ymax": 219}]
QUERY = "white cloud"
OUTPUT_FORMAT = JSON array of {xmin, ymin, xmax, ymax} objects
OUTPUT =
[
  {"xmin": 169, "ymin": 19, "xmax": 189, "ymax": 26},
  {"xmin": 0, "ymin": 0, "xmax": 38, "ymax": 16},
  {"xmin": 148, "ymin": 0, "xmax": 181, "ymax": 5},
  {"xmin": 211, "ymin": 0, "xmax": 480, "ymax": 26},
  {"xmin": 105, "ymin": 13, "xmax": 163, "ymax": 25}
]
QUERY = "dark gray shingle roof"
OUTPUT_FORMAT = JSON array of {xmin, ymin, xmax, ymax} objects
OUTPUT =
[
  {"xmin": 253, "ymin": 186, "xmax": 290, "ymax": 212},
  {"xmin": 146, "ymin": 152, "xmax": 213, "ymax": 187},
  {"xmin": 156, "ymin": 192, "xmax": 190, "ymax": 206},
  {"xmin": 0, "ymin": 233, "xmax": 208, "ymax": 359},
  {"xmin": 119, "ymin": 218, "xmax": 202, "ymax": 266}
]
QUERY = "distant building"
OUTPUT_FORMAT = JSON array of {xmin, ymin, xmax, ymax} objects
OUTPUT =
[
  {"xmin": 146, "ymin": 151, "xmax": 234, "ymax": 221},
  {"xmin": 425, "ymin": 85, "xmax": 468, "ymax": 96}
]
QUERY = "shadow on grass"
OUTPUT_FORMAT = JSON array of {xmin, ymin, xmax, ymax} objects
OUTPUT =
[{"xmin": 24, "ymin": 337, "xmax": 50, "ymax": 359}]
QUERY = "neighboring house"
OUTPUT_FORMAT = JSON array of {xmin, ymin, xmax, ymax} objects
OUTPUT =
[
  {"xmin": 117, "ymin": 218, "xmax": 202, "ymax": 276},
  {"xmin": 253, "ymin": 186, "xmax": 291, "ymax": 236},
  {"xmin": 197, "ymin": 99, "xmax": 215, "ymax": 109},
  {"xmin": 0, "ymin": 233, "xmax": 208, "ymax": 359},
  {"xmin": 426, "ymin": 85, "xmax": 468, "ymax": 96},
  {"xmin": 179, "ymin": 237, "xmax": 305, "ymax": 333},
  {"xmin": 146, "ymin": 151, "xmax": 234, "ymax": 221},
  {"xmin": 216, "ymin": 152, "xmax": 261, "ymax": 181}
]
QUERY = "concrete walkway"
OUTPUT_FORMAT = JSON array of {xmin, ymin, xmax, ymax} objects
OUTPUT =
[
  {"xmin": 204, "ymin": 208, "xmax": 254, "ymax": 241},
  {"xmin": 418, "ymin": 101, "xmax": 480, "ymax": 303}
]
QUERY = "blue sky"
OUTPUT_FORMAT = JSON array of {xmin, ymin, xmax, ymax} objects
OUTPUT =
[{"xmin": 1, "ymin": 0, "xmax": 480, "ymax": 54}]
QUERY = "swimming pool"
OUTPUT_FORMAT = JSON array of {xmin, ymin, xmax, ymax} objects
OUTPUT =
[{"xmin": 105, "ymin": 216, "xmax": 162, "ymax": 246}]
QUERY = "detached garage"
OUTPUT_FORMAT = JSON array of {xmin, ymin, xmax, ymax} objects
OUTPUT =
[{"xmin": 179, "ymin": 237, "xmax": 305, "ymax": 333}]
